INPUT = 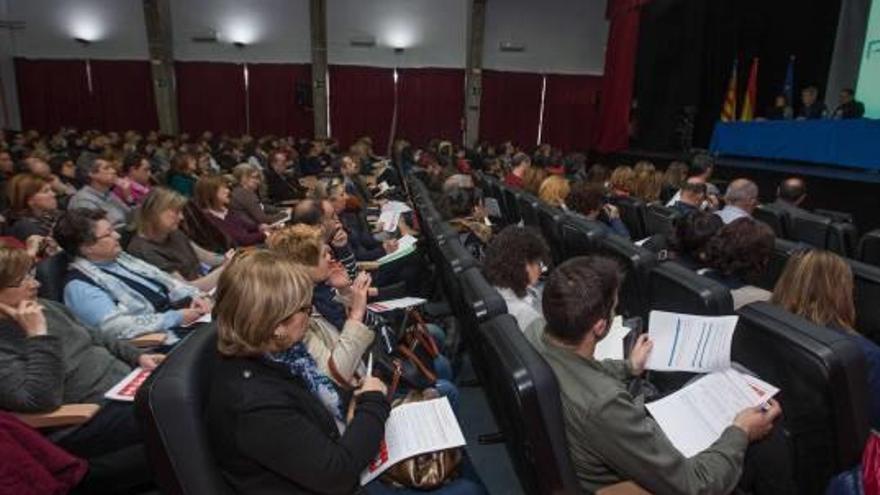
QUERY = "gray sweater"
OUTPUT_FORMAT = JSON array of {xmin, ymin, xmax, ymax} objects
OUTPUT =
[{"xmin": 0, "ymin": 299, "xmax": 141, "ymax": 413}]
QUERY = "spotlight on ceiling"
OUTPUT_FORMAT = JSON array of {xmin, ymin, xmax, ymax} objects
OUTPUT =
[{"xmin": 74, "ymin": 37, "xmax": 92, "ymax": 46}]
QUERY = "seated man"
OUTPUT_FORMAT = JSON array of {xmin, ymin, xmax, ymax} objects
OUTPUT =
[
  {"xmin": 53, "ymin": 208, "xmax": 212, "ymax": 342},
  {"xmin": 832, "ymin": 88, "xmax": 865, "ymax": 119},
  {"xmin": 567, "ymin": 182, "xmax": 631, "ymax": 239},
  {"xmin": 669, "ymin": 177, "xmax": 707, "ymax": 217},
  {"xmin": 772, "ymin": 177, "xmax": 808, "ymax": 215},
  {"xmin": 530, "ymin": 255, "xmax": 784, "ymax": 494},
  {"xmin": 68, "ymin": 156, "xmax": 132, "ymax": 229},
  {"xmin": 715, "ymin": 179, "xmax": 758, "ymax": 224}
]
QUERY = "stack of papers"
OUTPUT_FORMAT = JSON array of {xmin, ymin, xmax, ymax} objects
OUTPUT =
[
  {"xmin": 361, "ymin": 398, "xmax": 466, "ymax": 485},
  {"xmin": 376, "ymin": 234, "xmax": 418, "ymax": 265}
]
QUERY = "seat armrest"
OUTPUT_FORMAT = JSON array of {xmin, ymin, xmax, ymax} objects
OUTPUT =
[
  {"xmin": 128, "ymin": 332, "xmax": 166, "ymax": 348},
  {"xmin": 13, "ymin": 403, "xmax": 100, "ymax": 429},
  {"xmin": 357, "ymin": 261, "xmax": 380, "ymax": 272},
  {"xmin": 596, "ymin": 482, "xmax": 651, "ymax": 495}
]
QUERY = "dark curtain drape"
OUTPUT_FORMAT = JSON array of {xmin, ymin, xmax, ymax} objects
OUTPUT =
[
  {"xmin": 329, "ymin": 65, "xmax": 394, "ymax": 152},
  {"xmin": 247, "ymin": 63, "xmax": 314, "ymax": 138},
  {"xmin": 16, "ymin": 58, "xmax": 95, "ymax": 131},
  {"xmin": 396, "ymin": 68, "xmax": 465, "ymax": 148},
  {"xmin": 89, "ymin": 60, "xmax": 158, "ymax": 132},
  {"xmin": 176, "ymin": 61, "xmax": 246, "ymax": 134},
  {"xmin": 593, "ymin": 0, "xmax": 650, "ymax": 154},
  {"xmin": 480, "ymin": 70, "xmax": 543, "ymax": 148},
  {"xmin": 542, "ymin": 74, "xmax": 603, "ymax": 152}
]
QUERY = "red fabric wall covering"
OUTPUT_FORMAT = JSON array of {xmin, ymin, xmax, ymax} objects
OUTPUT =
[
  {"xmin": 89, "ymin": 60, "xmax": 158, "ymax": 132},
  {"xmin": 541, "ymin": 73, "xmax": 603, "ymax": 152},
  {"xmin": 329, "ymin": 65, "xmax": 395, "ymax": 152},
  {"xmin": 247, "ymin": 63, "xmax": 314, "ymax": 138},
  {"xmin": 479, "ymin": 70, "xmax": 543, "ymax": 149},
  {"xmin": 176, "ymin": 61, "xmax": 246, "ymax": 135},
  {"xmin": 395, "ymin": 68, "xmax": 465, "ymax": 148}
]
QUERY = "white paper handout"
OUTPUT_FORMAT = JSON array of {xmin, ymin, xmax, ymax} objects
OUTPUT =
[
  {"xmin": 594, "ymin": 316, "xmax": 631, "ymax": 361},
  {"xmin": 381, "ymin": 200, "xmax": 412, "ymax": 214},
  {"xmin": 484, "ymin": 197, "xmax": 502, "ymax": 218},
  {"xmin": 645, "ymin": 368, "xmax": 779, "ymax": 457},
  {"xmin": 645, "ymin": 311, "xmax": 738, "ymax": 373},
  {"xmin": 361, "ymin": 397, "xmax": 466, "ymax": 485},
  {"xmin": 377, "ymin": 210, "xmax": 401, "ymax": 232},
  {"xmin": 367, "ymin": 297, "xmax": 427, "ymax": 313},
  {"xmin": 104, "ymin": 367, "xmax": 152, "ymax": 402}
]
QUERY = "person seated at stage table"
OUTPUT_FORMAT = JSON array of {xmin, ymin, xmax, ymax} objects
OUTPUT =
[
  {"xmin": 0, "ymin": 245, "xmax": 161, "ymax": 492},
  {"xmin": 194, "ymin": 175, "xmax": 268, "ymax": 247},
  {"xmin": 530, "ymin": 255, "xmax": 785, "ymax": 494},
  {"xmin": 798, "ymin": 86, "xmax": 828, "ymax": 120},
  {"xmin": 568, "ymin": 182, "xmax": 631, "ymax": 240},
  {"xmin": 832, "ymin": 88, "xmax": 865, "ymax": 120},
  {"xmin": 229, "ymin": 163, "xmax": 288, "ymax": 226},
  {"xmin": 772, "ymin": 177, "xmax": 809, "ymax": 215},
  {"xmin": 670, "ymin": 177, "xmax": 708, "ymax": 217},
  {"xmin": 483, "ymin": 226, "xmax": 550, "ymax": 333},
  {"xmin": 702, "ymin": 218, "xmax": 775, "ymax": 309},
  {"xmin": 504, "ymin": 152, "xmax": 531, "ymax": 189},
  {"xmin": 715, "ymin": 179, "xmax": 759, "ymax": 224},
  {"xmin": 127, "ymin": 187, "xmax": 229, "ymax": 292},
  {"xmin": 54, "ymin": 208, "xmax": 212, "ymax": 341},
  {"xmin": 771, "ymin": 249, "xmax": 880, "ymax": 428},
  {"xmin": 765, "ymin": 94, "xmax": 794, "ymax": 120}
]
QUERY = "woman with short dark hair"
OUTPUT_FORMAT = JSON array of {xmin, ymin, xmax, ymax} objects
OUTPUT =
[
  {"xmin": 483, "ymin": 226, "xmax": 549, "ymax": 333},
  {"xmin": 193, "ymin": 175, "xmax": 268, "ymax": 247},
  {"xmin": 702, "ymin": 218, "xmax": 775, "ymax": 309}
]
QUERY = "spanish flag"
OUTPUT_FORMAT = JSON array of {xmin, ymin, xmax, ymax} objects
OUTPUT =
[
  {"xmin": 740, "ymin": 58, "xmax": 760, "ymax": 121},
  {"xmin": 720, "ymin": 59, "xmax": 738, "ymax": 122}
]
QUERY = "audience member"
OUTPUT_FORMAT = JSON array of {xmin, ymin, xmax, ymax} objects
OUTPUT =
[
  {"xmin": 771, "ymin": 250, "xmax": 880, "ymax": 427},
  {"xmin": 608, "ymin": 166, "xmax": 634, "ymax": 198},
  {"xmin": 666, "ymin": 154, "xmax": 719, "ymax": 209},
  {"xmin": 831, "ymin": 88, "xmax": 864, "ymax": 120},
  {"xmin": 798, "ymin": 86, "xmax": 828, "ymax": 120},
  {"xmin": 531, "ymin": 255, "xmax": 783, "ymax": 494},
  {"xmin": 194, "ymin": 175, "xmax": 267, "ymax": 247},
  {"xmin": 630, "ymin": 161, "xmax": 661, "ymax": 203},
  {"xmin": 567, "ymin": 182, "xmax": 631, "ymax": 239},
  {"xmin": 773, "ymin": 177, "xmax": 808, "ymax": 215},
  {"xmin": 442, "ymin": 186, "xmax": 492, "ymax": 260},
  {"xmin": 715, "ymin": 179, "xmax": 758, "ymax": 224},
  {"xmin": 703, "ymin": 218, "xmax": 774, "ymax": 308},
  {"xmin": 67, "ymin": 157, "xmax": 131, "ymax": 229},
  {"xmin": 54, "ymin": 208, "xmax": 211, "ymax": 340},
  {"xmin": 521, "ymin": 165, "xmax": 548, "ymax": 196},
  {"xmin": 166, "ymin": 153, "xmax": 199, "ymax": 197},
  {"xmin": 584, "ymin": 163, "xmax": 610, "ymax": 185},
  {"xmin": 538, "ymin": 175, "xmax": 570, "ymax": 209},
  {"xmin": 660, "ymin": 161, "xmax": 689, "ymax": 203},
  {"xmin": 230, "ymin": 163, "xmax": 288, "ymax": 226},
  {"xmin": 265, "ymin": 150, "xmax": 305, "ymax": 203},
  {"xmin": 504, "ymin": 152, "xmax": 531, "ymax": 189},
  {"xmin": 668, "ymin": 211, "xmax": 724, "ymax": 269},
  {"xmin": 115, "ymin": 153, "xmax": 152, "ymax": 206},
  {"xmin": 5, "ymin": 173, "xmax": 61, "ymax": 243},
  {"xmin": 669, "ymin": 177, "xmax": 707, "ymax": 216},
  {"xmin": 483, "ymin": 226, "xmax": 549, "ymax": 333}
]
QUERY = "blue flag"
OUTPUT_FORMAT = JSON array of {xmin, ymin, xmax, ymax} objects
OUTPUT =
[{"xmin": 783, "ymin": 56, "xmax": 795, "ymax": 104}]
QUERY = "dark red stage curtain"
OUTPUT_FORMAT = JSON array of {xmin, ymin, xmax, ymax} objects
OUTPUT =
[
  {"xmin": 16, "ymin": 58, "xmax": 95, "ymax": 131},
  {"xmin": 247, "ymin": 63, "xmax": 314, "ymax": 138},
  {"xmin": 396, "ymin": 68, "xmax": 465, "ymax": 148},
  {"xmin": 541, "ymin": 74, "xmax": 603, "ymax": 152},
  {"xmin": 89, "ymin": 60, "xmax": 158, "ymax": 132},
  {"xmin": 176, "ymin": 62, "xmax": 246, "ymax": 135},
  {"xmin": 329, "ymin": 65, "xmax": 395, "ymax": 152},
  {"xmin": 480, "ymin": 70, "xmax": 543, "ymax": 148},
  {"xmin": 593, "ymin": 0, "xmax": 651, "ymax": 153}
]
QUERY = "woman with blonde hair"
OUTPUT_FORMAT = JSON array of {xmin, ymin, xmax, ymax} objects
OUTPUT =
[
  {"xmin": 538, "ymin": 175, "xmax": 571, "ymax": 209},
  {"xmin": 522, "ymin": 166, "xmax": 548, "ymax": 196},
  {"xmin": 771, "ymin": 249, "xmax": 880, "ymax": 427},
  {"xmin": 609, "ymin": 166, "xmax": 634, "ymax": 198},
  {"xmin": 230, "ymin": 163, "xmax": 288, "ymax": 226}
]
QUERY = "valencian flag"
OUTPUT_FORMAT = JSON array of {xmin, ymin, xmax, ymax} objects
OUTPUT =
[
  {"xmin": 720, "ymin": 59, "xmax": 738, "ymax": 122},
  {"xmin": 782, "ymin": 55, "xmax": 795, "ymax": 105},
  {"xmin": 740, "ymin": 58, "xmax": 760, "ymax": 121}
]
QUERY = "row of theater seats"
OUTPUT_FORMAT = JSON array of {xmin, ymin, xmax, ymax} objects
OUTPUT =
[{"xmin": 409, "ymin": 174, "xmax": 870, "ymax": 494}]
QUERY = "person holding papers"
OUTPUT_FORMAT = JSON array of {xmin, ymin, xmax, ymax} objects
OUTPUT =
[
  {"xmin": 0, "ymin": 244, "xmax": 161, "ymax": 492},
  {"xmin": 531, "ymin": 255, "xmax": 785, "ymax": 494}
]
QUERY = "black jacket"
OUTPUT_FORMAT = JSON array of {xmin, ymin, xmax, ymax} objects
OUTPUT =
[{"xmin": 205, "ymin": 354, "xmax": 390, "ymax": 494}]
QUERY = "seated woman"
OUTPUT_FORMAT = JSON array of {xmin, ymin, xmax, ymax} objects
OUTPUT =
[
  {"xmin": 441, "ymin": 186, "xmax": 492, "ymax": 260},
  {"xmin": 53, "ymin": 208, "xmax": 212, "ymax": 341},
  {"xmin": 483, "ymin": 226, "xmax": 550, "ymax": 334},
  {"xmin": 127, "ymin": 188, "xmax": 228, "ymax": 293},
  {"xmin": 702, "ymin": 218, "xmax": 775, "ymax": 309},
  {"xmin": 665, "ymin": 211, "xmax": 724, "ymax": 269},
  {"xmin": 194, "ymin": 175, "xmax": 267, "ymax": 247},
  {"xmin": 166, "ymin": 153, "xmax": 199, "ymax": 197},
  {"xmin": 608, "ymin": 165, "xmax": 634, "ymax": 199},
  {"xmin": 6, "ymin": 173, "xmax": 61, "ymax": 242},
  {"xmin": 230, "ymin": 163, "xmax": 288, "ymax": 226},
  {"xmin": 771, "ymin": 250, "xmax": 880, "ymax": 428},
  {"xmin": 567, "ymin": 182, "xmax": 631, "ymax": 239},
  {"xmin": 0, "ymin": 245, "xmax": 161, "ymax": 490},
  {"xmin": 538, "ymin": 175, "xmax": 571, "ymax": 210}
]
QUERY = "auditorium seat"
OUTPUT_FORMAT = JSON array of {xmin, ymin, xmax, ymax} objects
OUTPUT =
[
  {"xmin": 477, "ymin": 314, "xmax": 580, "ymax": 495},
  {"xmin": 644, "ymin": 203, "xmax": 680, "ymax": 238},
  {"xmin": 536, "ymin": 203, "xmax": 567, "ymax": 265},
  {"xmin": 35, "ymin": 252, "xmax": 69, "ymax": 302},
  {"xmin": 517, "ymin": 192, "xmax": 541, "ymax": 228},
  {"xmin": 753, "ymin": 204, "xmax": 789, "ymax": 238},
  {"xmin": 501, "ymin": 185, "xmax": 522, "ymax": 226},
  {"xmin": 481, "ymin": 175, "xmax": 507, "ymax": 225},
  {"xmin": 559, "ymin": 213, "xmax": 608, "ymax": 260},
  {"xmin": 733, "ymin": 302, "xmax": 869, "ymax": 494},
  {"xmin": 847, "ymin": 258, "xmax": 880, "ymax": 344},
  {"xmin": 857, "ymin": 230, "xmax": 880, "ymax": 267},
  {"xmin": 756, "ymin": 238, "xmax": 811, "ymax": 291},
  {"xmin": 136, "ymin": 325, "xmax": 233, "ymax": 495},
  {"xmin": 609, "ymin": 196, "xmax": 647, "ymax": 240},
  {"xmin": 828, "ymin": 221, "xmax": 858, "ymax": 258},
  {"xmin": 815, "ymin": 208, "xmax": 855, "ymax": 225},
  {"xmin": 649, "ymin": 262, "xmax": 733, "ymax": 316},
  {"xmin": 595, "ymin": 234, "xmax": 658, "ymax": 320},
  {"xmin": 456, "ymin": 267, "xmax": 508, "ymax": 380},
  {"xmin": 787, "ymin": 209, "xmax": 833, "ymax": 251},
  {"xmin": 436, "ymin": 238, "xmax": 481, "ymax": 317}
]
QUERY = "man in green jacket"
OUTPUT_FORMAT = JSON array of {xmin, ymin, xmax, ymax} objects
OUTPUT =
[{"xmin": 531, "ymin": 256, "xmax": 783, "ymax": 494}]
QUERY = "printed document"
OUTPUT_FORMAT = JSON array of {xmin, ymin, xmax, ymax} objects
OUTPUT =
[
  {"xmin": 361, "ymin": 397, "xmax": 466, "ymax": 485},
  {"xmin": 377, "ymin": 210, "xmax": 401, "ymax": 232},
  {"xmin": 594, "ymin": 316, "xmax": 631, "ymax": 361},
  {"xmin": 104, "ymin": 367, "xmax": 152, "ymax": 402},
  {"xmin": 381, "ymin": 201, "xmax": 412, "ymax": 214},
  {"xmin": 646, "ymin": 368, "xmax": 779, "ymax": 457},
  {"xmin": 367, "ymin": 297, "xmax": 427, "ymax": 313},
  {"xmin": 645, "ymin": 311, "xmax": 738, "ymax": 372}
]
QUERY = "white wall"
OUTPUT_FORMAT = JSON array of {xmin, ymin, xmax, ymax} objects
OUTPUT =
[
  {"xmin": 0, "ymin": 0, "xmax": 21, "ymax": 128},
  {"xmin": 483, "ymin": 0, "xmax": 607, "ymax": 74},
  {"xmin": 327, "ymin": 0, "xmax": 468, "ymax": 68}
]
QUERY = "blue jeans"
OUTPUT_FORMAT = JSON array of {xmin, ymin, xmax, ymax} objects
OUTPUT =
[{"xmin": 363, "ymin": 455, "xmax": 487, "ymax": 495}]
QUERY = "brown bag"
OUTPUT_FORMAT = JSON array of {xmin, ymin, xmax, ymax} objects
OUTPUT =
[{"xmin": 380, "ymin": 389, "xmax": 462, "ymax": 490}]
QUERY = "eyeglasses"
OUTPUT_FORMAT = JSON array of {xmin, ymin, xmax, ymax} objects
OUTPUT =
[
  {"xmin": 3, "ymin": 267, "xmax": 36, "ymax": 288},
  {"xmin": 93, "ymin": 230, "xmax": 117, "ymax": 242}
]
